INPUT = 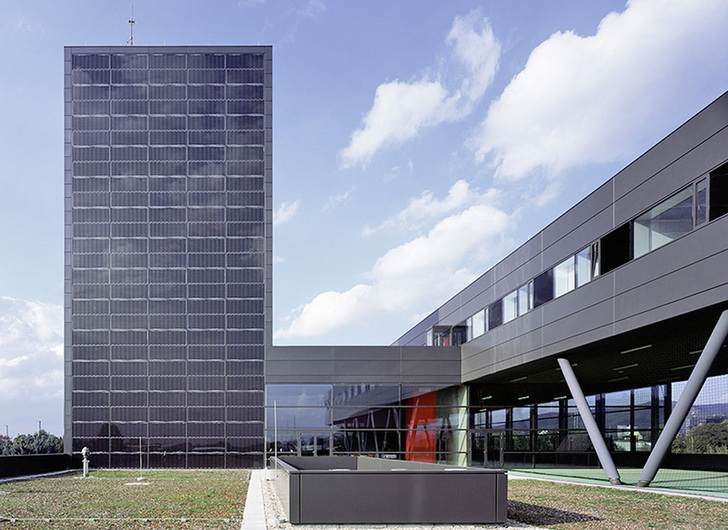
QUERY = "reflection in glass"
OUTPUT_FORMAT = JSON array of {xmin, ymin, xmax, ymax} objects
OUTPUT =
[
  {"xmin": 696, "ymin": 178, "xmax": 707, "ymax": 225},
  {"xmin": 575, "ymin": 246, "xmax": 591, "ymax": 287},
  {"xmin": 266, "ymin": 385, "xmax": 332, "ymax": 407},
  {"xmin": 554, "ymin": 256, "xmax": 576, "ymax": 298},
  {"xmin": 633, "ymin": 187, "xmax": 693, "ymax": 259},
  {"xmin": 69, "ymin": 48, "xmax": 269, "ymax": 468},
  {"xmin": 503, "ymin": 290, "xmax": 517, "ymax": 323}
]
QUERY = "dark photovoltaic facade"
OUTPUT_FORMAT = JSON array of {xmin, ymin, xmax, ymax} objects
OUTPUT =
[{"xmin": 64, "ymin": 46, "xmax": 272, "ymax": 468}]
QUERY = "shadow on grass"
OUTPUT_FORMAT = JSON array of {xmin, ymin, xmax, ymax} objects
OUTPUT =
[{"xmin": 508, "ymin": 500, "xmax": 603, "ymax": 526}]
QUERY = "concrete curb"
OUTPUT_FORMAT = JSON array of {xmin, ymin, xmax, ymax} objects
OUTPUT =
[{"xmin": 242, "ymin": 469, "xmax": 267, "ymax": 529}]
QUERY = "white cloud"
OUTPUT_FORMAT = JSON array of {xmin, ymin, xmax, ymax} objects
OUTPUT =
[
  {"xmin": 276, "ymin": 187, "xmax": 510, "ymax": 339},
  {"xmin": 274, "ymin": 200, "xmax": 300, "ymax": 226},
  {"xmin": 471, "ymin": 0, "xmax": 728, "ymax": 181},
  {"xmin": 340, "ymin": 10, "xmax": 500, "ymax": 168},
  {"xmin": 275, "ymin": 285, "xmax": 374, "ymax": 339},
  {"xmin": 379, "ymin": 164, "xmax": 404, "ymax": 183},
  {"xmin": 364, "ymin": 179, "xmax": 494, "ymax": 235},
  {"xmin": 296, "ymin": 0, "xmax": 326, "ymax": 19},
  {"xmin": 237, "ymin": 0, "xmax": 266, "ymax": 8},
  {"xmin": 446, "ymin": 9, "xmax": 501, "ymax": 102},
  {"xmin": 239, "ymin": 0, "xmax": 324, "ymax": 16},
  {"xmin": 322, "ymin": 188, "xmax": 353, "ymax": 211},
  {"xmin": 0, "ymin": 297, "xmax": 63, "ymax": 436},
  {"xmin": 13, "ymin": 15, "xmax": 43, "ymax": 34}
]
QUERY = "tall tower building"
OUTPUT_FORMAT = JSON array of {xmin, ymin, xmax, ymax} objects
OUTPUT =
[{"xmin": 64, "ymin": 46, "xmax": 272, "ymax": 468}]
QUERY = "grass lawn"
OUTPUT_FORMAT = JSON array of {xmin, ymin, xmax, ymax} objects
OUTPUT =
[
  {"xmin": 0, "ymin": 469, "xmax": 249, "ymax": 529},
  {"xmin": 3, "ymin": 469, "xmax": 727, "ymax": 529},
  {"xmin": 508, "ymin": 478, "xmax": 728, "ymax": 529}
]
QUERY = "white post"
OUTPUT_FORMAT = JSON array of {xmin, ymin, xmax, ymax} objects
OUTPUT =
[
  {"xmin": 638, "ymin": 310, "xmax": 728, "ymax": 487},
  {"xmin": 137, "ymin": 437, "xmax": 145, "ymax": 481},
  {"xmin": 274, "ymin": 400, "xmax": 278, "ymax": 472},
  {"xmin": 558, "ymin": 358, "xmax": 622, "ymax": 485}
]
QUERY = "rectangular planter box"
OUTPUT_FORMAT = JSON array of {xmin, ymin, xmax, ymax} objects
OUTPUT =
[{"xmin": 271, "ymin": 456, "xmax": 507, "ymax": 525}]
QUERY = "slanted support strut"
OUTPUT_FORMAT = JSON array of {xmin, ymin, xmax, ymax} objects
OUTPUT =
[
  {"xmin": 557, "ymin": 358, "xmax": 622, "ymax": 485},
  {"xmin": 638, "ymin": 310, "xmax": 728, "ymax": 487}
]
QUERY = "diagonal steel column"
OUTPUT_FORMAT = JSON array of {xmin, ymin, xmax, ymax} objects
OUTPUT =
[
  {"xmin": 557, "ymin": 358, "xmax": 623, "ymax": 485},
  {"xmin": 637, "ymin": 310, "xmax": 728, "ymax": 487}
]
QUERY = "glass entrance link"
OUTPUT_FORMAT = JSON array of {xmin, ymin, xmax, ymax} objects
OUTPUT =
[
  {"xmin": 267, "ymin": 374, "xmax": 728, "ymax": 467},
  {"xmin": 266, "ymin": 384, "xmax": 468, "ymax": 465}
]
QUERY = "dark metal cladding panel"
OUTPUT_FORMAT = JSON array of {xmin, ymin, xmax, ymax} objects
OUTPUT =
[{"xmin": 299, "ymin": 472, "xmax": 502, "ymax": 524}]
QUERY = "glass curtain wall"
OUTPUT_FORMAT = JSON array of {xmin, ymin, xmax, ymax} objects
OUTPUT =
[
  {"xmin": 473, "ymin": 383, "xmax": 678, "ymax": 466},
  {"xmin": 265, "ymin": 384, "xmax": 469, "ymax": 465}
]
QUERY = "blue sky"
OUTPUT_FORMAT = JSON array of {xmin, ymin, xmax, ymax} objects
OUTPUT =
[{"xmin": 1, "ymin": 0, "xmax": 727, "ymax": 437}]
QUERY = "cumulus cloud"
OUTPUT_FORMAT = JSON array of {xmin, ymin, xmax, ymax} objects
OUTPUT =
[
  {"xmin": 471, "ymin": 0, "xmax": 728, "ymax": 181},
  {"xmin": 364, "ymin": 179, "xmax": 493, "ymax": 235},
  {"xmin": 0, "ymin": 297, "xmax": 63, "ymax": 436},
  {"xmin": 274, "ymin": 200, "xmax": 300, "ymax": 226},
  {"xmin": 275, "ymin": 187, "xmax": 509, "ymax": 339},
  {"xmin": 340, "ymin": 10, "xmax": 500, "ymax": 168}
]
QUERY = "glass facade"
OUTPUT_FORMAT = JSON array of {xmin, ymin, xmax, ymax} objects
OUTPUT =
[
  {"xmin": 471, "ymin": 374, "xmax": 728, "ymax": 466},
  {"xmin": 265, "ymin": 384, "xmax": 469, "ymax": 466},
  {"xmin": 64, "ymin": 46, "xmax": 271, "ymax": 468},
  {"xmin": 472, "ymin": 385, "xmax": 668, "ymax": 466}
]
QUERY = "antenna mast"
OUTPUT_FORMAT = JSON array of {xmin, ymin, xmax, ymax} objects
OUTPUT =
[{"xmin": 128, "ymin": 5, "xmax": 135, "ymax": 46}]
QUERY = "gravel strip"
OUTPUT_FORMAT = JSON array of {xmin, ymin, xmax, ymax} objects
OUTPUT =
[{"xmin": 260, "ymin": 474, "xmax": 538, "ymax": 530}]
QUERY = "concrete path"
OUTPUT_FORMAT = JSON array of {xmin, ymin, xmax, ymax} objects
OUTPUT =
[{"xmin": 241, "ymin": 469, "xmax": 267, "ymax": 529}]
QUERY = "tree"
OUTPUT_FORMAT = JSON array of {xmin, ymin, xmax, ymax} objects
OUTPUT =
[
  {"xmin": 672, "ymin": 422, "xmax": 728, "ymax": 454},
  {"xmin": 687, "ymin": 422, "xmax": 728, "ymax": 453},
  {"xmin": 0, "ymin": 435, "xmax": 11, "ymax": 455},
  {"xmin": 0, "ymin": 430, "xmax": 63, "ymax": 455}
]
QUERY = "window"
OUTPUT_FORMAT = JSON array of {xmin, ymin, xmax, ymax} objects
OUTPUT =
[
  {"xmin": 633, "ymin": 187, "xmax": 692, "ymax": 259},
  {"xmin": 451, "ymin": 326, "xmax": 467, "ymax": 346},
  {"xmin": 532, "ymin": 270, "xmax": 553, "ymax": 308},
  {"xmin": 591, "ymin": 242, "xmax": 600, "ymax": 279},
  {"xmin": 503, "ymin": 291, "xmax": 518, "ymax": 323},
  {"xmin": 488, "ymin": 300, "xmax": 503, "ymax": 330},
  {"xmin": 709, "ymin": 162, "xmax": 728, "ymax": 221},
  {"xmin": 575, "ymin": 246, "xmax": 592, "ymax": 288},
  {"xmin": 553, "ymin": 245, "xmax": 595, "ymax": 299},
  {"xmin": 696, "ymin": 178, "xmax": 707, "ymax": 225},
  {"xmin": 553, "ymin": 256, "xmax": 575, "ymax": 298},
  {"xmin": 432, "ymin": 327, "xmax": 451, "ymax": 346},
  {"xmin": 466, "ymin": 309, "xmax": 486, "ymax": 341},
  {"xmin": 517, "ymin": 282, "xmax": 532, "ymax": 317},
  {"xmin": 600, "ymin": 223, "xmax": 630, "ymax": 274}
]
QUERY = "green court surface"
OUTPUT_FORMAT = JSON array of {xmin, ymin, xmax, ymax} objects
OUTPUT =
[{"xmin": 509, "ymin": 467, "xmax": 728, "ymax": 498}]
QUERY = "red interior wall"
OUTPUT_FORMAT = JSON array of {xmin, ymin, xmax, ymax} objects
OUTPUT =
[{"xmin": 405, "ymin": 391, "xmax": 437, "ymax": 462}]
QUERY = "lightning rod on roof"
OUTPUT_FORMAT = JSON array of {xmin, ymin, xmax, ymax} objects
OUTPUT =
[{"xmin": 127, "ymin": 5, "xmax": 135, "ymax": 46}]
